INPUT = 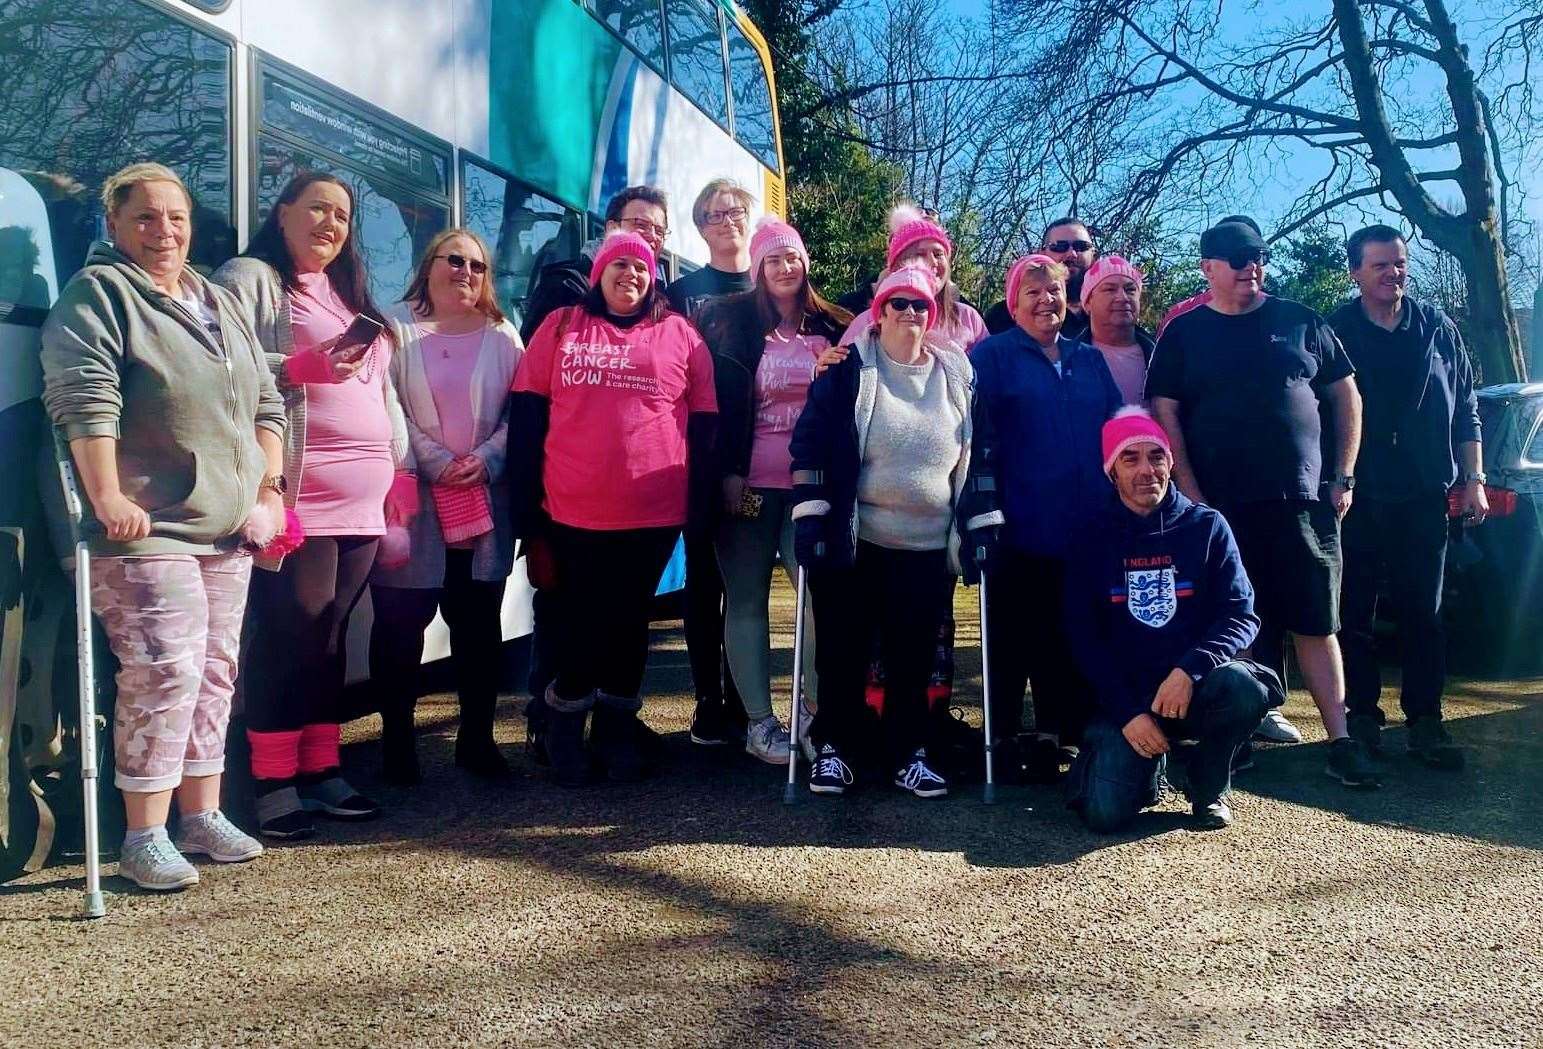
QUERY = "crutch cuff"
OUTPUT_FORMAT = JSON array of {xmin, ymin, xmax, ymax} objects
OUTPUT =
[
  {"xmin": 594, "ymin": 690, "xmax": 643, "ymax": 713},
  {"xmin": 545, "ymin": 684, "xmax": 596, "ymax": 713},
  {"xmin": 791, "ymin": 500, "xmax": 831, "ymax": 521},
  {"xmin": 965, "ymin": 510, "xmax": 1005, "ymax": 531}
]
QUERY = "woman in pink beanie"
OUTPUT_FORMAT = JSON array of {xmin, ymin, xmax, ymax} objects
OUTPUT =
[
  {"xmin": 508, "ymin": 230, "xmax": 718, "ymax": 786},
  {"xmin": 695, "ymin": 216, "xmax": 851, "ymax": 765},
  {"xmin": 835, "ymin": 203, "xmax": 987, "ymax": 355}
]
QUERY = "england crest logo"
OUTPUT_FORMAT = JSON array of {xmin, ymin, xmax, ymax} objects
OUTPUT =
[{"xmin": 1126, "ymin": 568, "xmax": 1177, "ymax": 628}]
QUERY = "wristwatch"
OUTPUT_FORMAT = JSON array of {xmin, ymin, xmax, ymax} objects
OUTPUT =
[
  {"xmin": 259, "ymin": 474, "xmax": 287, "ymax": 496},
  {"xmin": 1332, "ymin": 475, "xmax": 1356, "ymax": 490},
  {"xmin": 1460, "ymin": 471, "xmax": 1487, "ymax": 486}
]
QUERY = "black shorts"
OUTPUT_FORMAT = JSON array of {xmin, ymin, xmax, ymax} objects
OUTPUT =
[{"xmin": 1218, "ymin": 499, "xmax": 1341, "ymax": 636}]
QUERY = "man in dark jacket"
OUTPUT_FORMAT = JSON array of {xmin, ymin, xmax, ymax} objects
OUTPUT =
[
  {"xmin": 1064, "ymin": 410, "xmax": 1277, "ymax": 831},
  {"xmin": 1331, "ymin": 225, "xmax": 1487, "ymax": 772}
]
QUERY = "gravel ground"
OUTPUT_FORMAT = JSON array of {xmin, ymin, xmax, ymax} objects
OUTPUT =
[{"xmin": 3, "ymin": 586, "xmax": 1541, "ymax": 1048}]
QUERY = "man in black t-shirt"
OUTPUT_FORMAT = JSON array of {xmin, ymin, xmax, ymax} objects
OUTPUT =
[
  {"xmin": 1330, "ymin": 225, "xmax": 1485, "ymax": 773},
  {"xmin": 1147, "ymin": 219, "xmax": 1379, "ymax": 789},
  {"xmin": 665, "ymin": 178, "xmax": 753, "ymax": 320}
]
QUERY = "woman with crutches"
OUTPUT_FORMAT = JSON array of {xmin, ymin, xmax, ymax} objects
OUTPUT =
[
  {"xmin": 696, "ymin": 218, "xmax": 849, "ymax": 765},
  {"xmin": 41, "ymin": 163, "xmax": 287, "ymax": 891},
  {"xmin": 788, "ymin": 265, "xmax": 973, "ymax": 798}
]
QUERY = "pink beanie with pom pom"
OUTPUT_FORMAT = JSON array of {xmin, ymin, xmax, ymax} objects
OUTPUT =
[
  {"xmin": 885, "ymin": 203, "xmax": 953, "ymax": 270},
  {"xmin": 1101, "ymin": 407, "xmax": 1171, "ymax": 476},
  {"xmin": 749, "ymin": 216, "xmax": 810, "ymax": 286},
  {"xmin": 870, "ymin": 263, "xmax": 940, "ymax": 331}
]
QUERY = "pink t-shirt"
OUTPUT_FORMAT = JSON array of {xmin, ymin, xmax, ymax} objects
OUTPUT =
[
  {"xmin": 747, "ymin": 332, "xmax": 826, "ymax": 489},
  {"xmin": 1094, "ymin": 341, "xmax": 1149, "ymax": 406},
  {"xmin": 421, "ymin": 327, "xmax": 484, "ymax": 457},
  {"xmin": 837, "ymin": 300, "xmax": 987, "ymax": 355},
  {"xmin": 289, "ymin": 272, "xmax": 393, "ymax": 536},
  {"xmin": 512, "ymin": 308, "xmax": 717, "ymax": 530}
]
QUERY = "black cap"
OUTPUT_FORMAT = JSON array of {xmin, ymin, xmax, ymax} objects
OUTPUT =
[
  {"xmin": 1217, "ymin": 214, "xmax": 1263, "ymax": 235},
  {"xmin": 1200, "ymin": 221, "xmax": 1267, "ymax": 259}
]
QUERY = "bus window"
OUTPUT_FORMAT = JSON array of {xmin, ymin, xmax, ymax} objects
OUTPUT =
[
  {"xmin": 0, "ymin": 0, "xmax": 235, "ymax": 296},
  {"xmin": 726, "ymin": 22, "xmax": 779, "ymax": 172},
  {"xmin": 665, "ymin": 0, "xmax": 731, "ymax": 127},
  {"xmin": 252, "ymin": 65, "xmax": 451, "ymax": 307},
  {"xmin": 592, "ymin": 0, "xmax": 667, "ymax": 73},
  {"xmin": 461, "ymin": 158, "xmax": 581, "ymax": 328}
]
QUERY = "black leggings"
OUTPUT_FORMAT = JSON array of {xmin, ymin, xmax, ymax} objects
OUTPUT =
[
  {"xmin": 370, "ymin": 549, "xmax": 507, "ymax": 716},
  {"xmin": 548, "ymin": 524, "xmax": 679, "ymax": 703},
  {"xmin": 245, "ymin": 535, "xmax": 379, "ymax": 733}
]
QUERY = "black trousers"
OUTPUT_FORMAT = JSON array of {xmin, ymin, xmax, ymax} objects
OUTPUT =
[
  {"xmin": 549, "ymin": 524, "xmax": 679, "ymax": 703},
  {"xmin": 1339, "ymin": 493, "xmax": 1449, "ymax": 724},
  {"xmin": 245, "ymin": 535, "xmax": 378, "ymax": 733},
  {"xmin": 985, "ymin": 548, "xmax": 1091, "ymax": 744},
  {"xmin": 369, "ymin": 549, "xmax": 507, "ymax": 729},
  {"xmin": 684, "ymin": 531, "xmax": 742, "ymax": 714},
  {"xmin": 811, "ymin": 541, "xmax": 953, "ymax": 771}
]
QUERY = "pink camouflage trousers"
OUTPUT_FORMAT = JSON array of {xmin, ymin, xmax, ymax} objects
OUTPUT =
[{"xmin": 89, "ymin": 551, "xmax": 253, "ymax": 792}]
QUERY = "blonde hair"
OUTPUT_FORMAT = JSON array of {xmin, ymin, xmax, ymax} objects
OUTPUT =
[
  {"xmin": 100, "ymin": 162, "xmax": 192, "ymax": 214},
  {"xmin": 401, "ymin": 228, "xmax": 505, "ymax": 324},
  {"xmin": 1023, "ymin": 259, "xmax": 1070, "ymax": 286},
  {"xmin": 691, "ymin": 178, "xmax": 757, "ymax": 228}
]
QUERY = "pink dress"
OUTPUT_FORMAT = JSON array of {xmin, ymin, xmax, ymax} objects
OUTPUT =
[
  {"xmin": 747, "ymin": 332, "xmax": 825, "ymax": 489},
  {"xmin": 289, "ymin": 272, "xmax": 394, "ymax": 536}
]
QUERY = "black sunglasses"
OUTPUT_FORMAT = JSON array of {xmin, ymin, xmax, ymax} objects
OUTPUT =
[
  {"xmin": 1046, "ymin": 239, "xmax": 1093, "ymax": 253},
  {"xmin": 1220, "ymin": 250, "xmax": 1270, "ymax": 270},
  {"xmin": 435, "ymin": 252, "xmax": 488, "ymax": 275},
  {"xmin": 886, "ymin": 297, "xmax": 930, "ymax": 314}
]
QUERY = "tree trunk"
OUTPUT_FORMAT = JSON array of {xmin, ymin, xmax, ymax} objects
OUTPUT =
[{"xmin": 1453, "ymin": 224, "xmax": 1526, "ymax": 385}]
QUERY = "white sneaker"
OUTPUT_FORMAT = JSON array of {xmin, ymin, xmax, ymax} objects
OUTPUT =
[
  {"xmin": 175, "ymin": 810, "xmax": 264, "ymax": 863},
  {"xmin": 1254, "ymin": 709, "xmax": 1304, "ymax": 744},
  {"xmin": 119, "ymin": 835, "xmax": 199, "ymax": 891},
  {"xmin": 894, "ymin": 748, "xmax": 949, "ymax": 798},
  {"xmin": 745, "ymin": 715, "xmax": 792, "ymax": 765}
]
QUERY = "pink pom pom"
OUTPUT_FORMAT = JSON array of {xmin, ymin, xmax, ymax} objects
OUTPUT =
[
  {"xmin": 377, "ymin": 525, "xmax": 411, "ymax": 568},
  {"xmin": 887, "ymin": 202, "xmax": 926, "ymax": 235},
  {"xmin": 258, "ymin": 508, "xmax": 306, "ymax": 559}
]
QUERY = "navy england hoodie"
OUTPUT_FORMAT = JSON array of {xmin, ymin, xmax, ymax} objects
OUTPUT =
[{"xmin": 1063, "ymin": 486, "xmax": 1259, "ymax": 725}]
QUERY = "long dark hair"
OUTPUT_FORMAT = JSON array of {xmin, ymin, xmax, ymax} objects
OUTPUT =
[
  {"xmin": 741, "ymin": 267, "xmax": 851, "ymax": 341},
  {"xmin": 242, "ymin": 171, "xmax": 388, "ymax": 332}
]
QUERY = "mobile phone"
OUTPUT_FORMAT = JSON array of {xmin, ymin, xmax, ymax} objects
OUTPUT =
[{"xmin": 332, "ymin": 314, "xmax": 384, "ymax": 360}]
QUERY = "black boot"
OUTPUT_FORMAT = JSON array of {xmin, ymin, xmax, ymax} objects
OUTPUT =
[
  {"xmin": 544, "ymin": 685, "xmax": 592, "ymax": 787},
  {"xmin": 381, "ymin": 700, "xmax": 421, "ymax": 787},
  {"xmin": 590, "ymin": 693, "xmax": 646, "ymax": 782},
  {"xmin": 454, "ymin": 694, "xmax": 510, "ymax": 779}
]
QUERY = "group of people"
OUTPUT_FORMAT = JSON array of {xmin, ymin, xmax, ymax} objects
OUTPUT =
[{"xmin": 36, "ymin": 160, "xmax": 1486, "ymax": 893}]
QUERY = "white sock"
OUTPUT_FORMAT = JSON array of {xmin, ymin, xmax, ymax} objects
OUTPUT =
[{"xmin": 123, "ymin": 824, "xmax": 168, "ymax": 850}]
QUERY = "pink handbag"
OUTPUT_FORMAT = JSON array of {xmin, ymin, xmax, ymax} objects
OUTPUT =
[{"xmin": 431, "ymin": 484, "xmax": 494, "ymax": 544}]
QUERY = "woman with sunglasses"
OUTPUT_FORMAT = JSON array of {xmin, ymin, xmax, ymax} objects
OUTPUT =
[
  {"xmin": 509, "ymin": 231, "xmax": 717, "ymax": 786},
  {"xmin": 215, "ymin": 171, "xmax": 413, "ymax": 838},
  {"xmin": 696, "ymin": 217, "xmax": 850, "ymax": 764},
  {"xmin": 369, "ymin": 230, "xmax": 522, "ymax": 784},
  {"xmin": 962, "ymin": 254, "xmax": 1122, "ymax": 784},
  {"xmin": 789, "ymin": 265, "xmax": 974, "ymax": 799}
]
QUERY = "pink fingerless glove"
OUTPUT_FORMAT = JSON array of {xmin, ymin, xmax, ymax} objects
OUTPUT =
[
  {"xmin": 284, "ymin": 347, "xmax": 337, "ymax": 385},
  {"xmin": 384, "ymin": 472, "xmax": 420, "ymax": 524}
]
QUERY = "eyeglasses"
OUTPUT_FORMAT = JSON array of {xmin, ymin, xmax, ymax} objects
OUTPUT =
[
  {"xmin": 885, "ymin": 297, "xmax": 930, "ymax": 314},
  {"xmin": 619, "ymin": 217, "xmax": 669, "ymax": 239},
  {"xmin": 700, "ymin": 206, "xmax": 748, "ymax": 227},
  {"xmin": 435, "ymin": 253, "xmax": 488, "ymax": 275},
  {"xmin": 1045, "ymin": 239, "xmax": 1094, "ymax": 254},
  {"xmin": 1215, "ymin": 250, "xmax": 1270, "ymax": 270}
]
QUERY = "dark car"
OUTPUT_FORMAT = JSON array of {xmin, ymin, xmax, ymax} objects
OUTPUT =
[{"xmin": 1443, "ymin": 383, "xmax": 1543, "ymax": 672}]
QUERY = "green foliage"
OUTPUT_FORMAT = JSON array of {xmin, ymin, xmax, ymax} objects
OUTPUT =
[{"xmin": 1272, "ymin": 226, "xmax": 1355, "ymax": 317}]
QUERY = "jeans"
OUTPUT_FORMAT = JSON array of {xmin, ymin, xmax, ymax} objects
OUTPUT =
[
  {"xmin": 716, "ymin": 489, "xmax": 816, "ymax": 722},
  {"xmin": 985, "ymin": 548, "xmax": 1090, "ymax": 743},
  {"xmin": 1072, "ymin": 661, "xmax": 1273, "ymax": 833},
  {"xmin": 810, "ymin": 541, "xmax": 953, "ymax": 772},
  {"xmin": 1339, "ymin": 493, "xmax": 1449, "ymax": 724}
]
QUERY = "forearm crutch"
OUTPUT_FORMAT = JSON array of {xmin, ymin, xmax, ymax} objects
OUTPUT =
[
  {"xmin": 977, "ymin": 567, "xmax": 997, "ymax": 805},
  {"xmin": 56, "ymin": 441, "xmax": 105, "ymax": 918},
  {"xmin": 783, "ymin": 565, "xmax": 810, "ymax": 806}
]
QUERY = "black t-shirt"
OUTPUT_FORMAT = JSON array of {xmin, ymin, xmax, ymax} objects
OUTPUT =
[
  {"xmin": 1146, "ymin": 296, "xmax": 1354, "ymax": 504},
  {"xmin": 1330, "ymin": 302, "xmax": 1425, "ymax": 499},
  {"xmin": 666, "ymin": 264, "xmax": 751, "ymax": 320}
]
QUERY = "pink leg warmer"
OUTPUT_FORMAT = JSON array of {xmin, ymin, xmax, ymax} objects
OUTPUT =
[
  {"xmin": 298, "ymin": 722, "xmax": 342, "ymax": 774},
  {"xmin": 248, "ymin": 728, "xmax": 303, "ymax": 781}
]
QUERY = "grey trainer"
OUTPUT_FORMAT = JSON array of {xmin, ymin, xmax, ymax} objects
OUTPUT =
[
  {"xmin": 175, "ymin": 810, "xmax": 264, "ymax": 863},
  {"xmin": 119, "ymin": 835, "xmax": 199, "ymax": 891}
]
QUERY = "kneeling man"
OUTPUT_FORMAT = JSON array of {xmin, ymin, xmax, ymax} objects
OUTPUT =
[{"xmin": 1065, "ymin": 409, "xmax": 1280, "ymax": 831}]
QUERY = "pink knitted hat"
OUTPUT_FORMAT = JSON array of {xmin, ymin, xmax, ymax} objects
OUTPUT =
[
  {"xmin": 589, "ymin": 230, "xmax": 656, "ymax": 285},
  {"xmin": 1004, "ymin": 253, "xmax": 1060, "ymax": 321},
  {"xmin": 886, "ymin": 203, "xmax": 953, "ymax": 270},
  {"xmin": 870, "ymin": 263, "xmax": 939, "ymax": 331},
  {"xmin": 749, "ymin": 216, "xmax": 810, "ymax": 286},
  {"xmin": 1080, "ymin": 255, "xmax": 1145, "ymax": 308},
  {"xmin": 1101, "ymin": 407, "xmax": 1171, "ymax": 475}
]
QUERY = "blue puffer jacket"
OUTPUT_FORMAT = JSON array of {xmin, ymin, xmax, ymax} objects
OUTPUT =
[
  {"xmin": 967, "ymin": 328, "xmax": 1123, "ymax": 558},
  {"xmin": 788, "ymin": 332, "xmax": 974, "ymax": 573}
]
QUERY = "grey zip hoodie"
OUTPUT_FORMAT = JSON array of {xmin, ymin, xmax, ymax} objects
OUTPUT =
[{"xmin": 41, "ymin": 241, "xmax": 287, "ymax": 556}]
